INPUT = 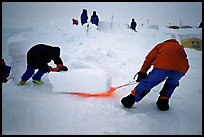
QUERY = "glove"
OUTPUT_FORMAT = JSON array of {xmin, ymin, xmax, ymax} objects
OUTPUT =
[
  {"xmin": 58, "ymin": 66, "xmax": 68, "ymax": 71},
  {"xmin": 51, "ymin": 64, "xmax": 63, "ymax": 72},
  {"xmin": 48, "ymin": 66, "xmax": 53, "ymax": 72},
  {"xmin": 48, "ymin": 66, "xmax": 59, "ymax": 72},
  {"xmin": 52, "ymin": 68, "xmax": 60, "ymax": 72},
  {"xmin": 57, "ymin": 64, "xmax": 63, "ymax": 68},
  {"xmin": 133, "ymin": 71, "xmax": 147, "ymax": 82},
  {"xmin": 51, "ymin": 64, "xmax": 68, "ymax": 72},
  {"xmin": 121, "ymin": 94, "xmax": 135, "ymax": 108}
]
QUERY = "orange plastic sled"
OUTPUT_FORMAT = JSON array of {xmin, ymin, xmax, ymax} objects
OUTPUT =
[{"xmin": 63, "ymin": 80, "xmax": 138, "ymax": 97}]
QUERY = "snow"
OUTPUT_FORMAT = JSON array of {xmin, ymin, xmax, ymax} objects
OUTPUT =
[
  {"xmin": 2, "ymin": 2, "xmax": 202, "ymax": 135},
  {"xmin": 49, "ymin": 68, "xmax": 112, "ymax": 93}
]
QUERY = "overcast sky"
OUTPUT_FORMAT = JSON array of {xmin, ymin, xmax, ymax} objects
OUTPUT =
[{"xmin": 2, "ymin": 2, "xmax": 202, "ymax": 27}]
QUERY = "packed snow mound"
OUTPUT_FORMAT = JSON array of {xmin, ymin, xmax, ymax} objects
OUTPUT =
[{"xmin": 48, "ymin": 68, "xmax": 112, "ymax": 93}]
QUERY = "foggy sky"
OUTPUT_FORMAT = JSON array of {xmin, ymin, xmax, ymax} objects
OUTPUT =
[{"xmin": 2, "ymin": 2, "xmax": 202, "ymax": 27}]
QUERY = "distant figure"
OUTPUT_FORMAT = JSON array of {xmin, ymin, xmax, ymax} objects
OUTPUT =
[
  {"xmin": 72, "ymin": 18, "xmax": 78, "ymax": 25},
  {"xmin": 130, "ymin": 18, "xmax": 137, "ymax": 32},
  {"xmin": 17, "ymin": 44, "xmax": 68, "ymax": 86},
  {"xmin": 90, "ymin": 11, "xmax": 99, "ymax": 26},
  {"xmin": 198, "ymin": 21, "xmax": 202, "ymax": 28},
  {"xmin": 2, "ymin": 59, "xmax": 11, "ymax": 83},
  {"xmin": 80, "ymin": 9, "xmax": 88, "ymax": 25}
]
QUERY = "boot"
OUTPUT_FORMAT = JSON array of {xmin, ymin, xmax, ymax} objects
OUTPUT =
[
  {"xmin": 17, "ymin": 80, "xmax": 26, "ymax": 86},
  {"xmin": 32, "ymin": 80, "xmax": 44, "ymax": 85},
  {"xmin": 121, "ymin": 94, "xmax": 135, "ymax": 108},
  {"xmin": 156, "ymin": 96, "xmax": 169, "ymax": 111}
]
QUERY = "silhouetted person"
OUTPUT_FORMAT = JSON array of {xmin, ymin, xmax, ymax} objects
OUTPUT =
[
  {"xmin": 130, "ymin": 18, "xmax": 137, "ymax": 32},
  {"xmin": 17, "ymin": 44, "xmax": 68, "ymax": 86},
  {"xmin": 90, "ymin": 11, "xmax": 99, "ymax": 26},
  {"xmin": 80, "ymin": 9, "xmax": 88, "ymax": 25}
]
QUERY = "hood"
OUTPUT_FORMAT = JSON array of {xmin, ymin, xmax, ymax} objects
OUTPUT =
[
  {"xmin": 83, "ymin": 9, "xmax": 87, "ymax": 14},
  {"xmin": 93, "ymin": 11, "xmax": 96, "ymax": 15},
  {"xmin": 164, "ymin": 39, "xmax": 179, "ymax": 43}
]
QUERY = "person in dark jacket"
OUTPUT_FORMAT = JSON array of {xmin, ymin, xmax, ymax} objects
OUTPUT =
[
  {"xmin": 80, "ymin": 9, "xmax": 88, "ymax": 25},
  {"xmin": 121, "ymin": 39, "xmax": 189, "ymax": 111},
  {"xmin": 198, "ymin": 21, "xmax": 202, "ymax": 28},
  {"xmin": 90, "ymin": 11, "xmax": 99, "ymax": 26},
  {"xmin": 130, "ymin": 18, "xmax": 137, "ymax": 32},
  {"xmin": 17, "ymin": 44, "xmax": 68, "ymax": 86},
  {"xmin": 2, "ymin": 59, "xmax": 11, "ymax": 83}
]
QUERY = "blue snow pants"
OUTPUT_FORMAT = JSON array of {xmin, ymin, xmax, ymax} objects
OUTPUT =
[
  {"xmin": 21, "ymin": 64, "xmax": 46, "ymax": 81},
  {"xmin": 134, "ymin": 68, "xmax": 184, "ymax": 102}
]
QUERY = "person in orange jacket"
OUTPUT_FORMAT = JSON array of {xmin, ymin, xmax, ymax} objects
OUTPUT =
[{"xmin": 121, "ymin": 39, "xmax": 190, "ymax": 111}]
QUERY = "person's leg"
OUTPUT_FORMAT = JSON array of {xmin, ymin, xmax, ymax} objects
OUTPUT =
[
  {"xmin": 159, "ymin": 70, "xmax": 184, "ymax": 98},
  {"xmin": 17, "ymin": 64, "xmax": 35, "ymax": 85},
  {"xmin": 121, "ymin": 68, "xmax": 167, "ymax": 108},
  {"xmin": 21, "ymin": 64, "xmax": 35, "ymax": 81},
  {"xmin": 32, "ymin": 68, "xmax": 46, "ymax": 84},
  {"xmin": 134, "ymin": 68, "xmax": 167, "ymax": 102},
  {"xmin": 156, "ymin": 70, "xmax": 184, "ymax": 111}
]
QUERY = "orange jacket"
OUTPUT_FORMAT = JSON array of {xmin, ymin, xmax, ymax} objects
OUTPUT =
[{"xmin": 140, "ymin": 39, "xmax": 190, "ymax": 73}]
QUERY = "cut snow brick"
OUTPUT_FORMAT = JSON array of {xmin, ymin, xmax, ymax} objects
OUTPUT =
[{"xmin": 48, "ymin": 68, "xmax": 112, "ymax": 93}]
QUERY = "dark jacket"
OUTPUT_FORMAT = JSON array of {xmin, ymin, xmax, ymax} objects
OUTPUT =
[
  {"xmin": 130, "ymin": 20, "xmax": 137, "ymax": 31},
  {"xmin": 198, "ymin": 21, "xmax": 202, "ymax": 28},
  {"xmin": 90, "ymin": 11, "xmax": 99, "ymax": 26},
  {"xmin": 27, "ymin": 44, "xmax": 63, "ymax": 71},
  {"xmin": 80, "ymin": 9, "xmax": 88, "ymax": 25}
]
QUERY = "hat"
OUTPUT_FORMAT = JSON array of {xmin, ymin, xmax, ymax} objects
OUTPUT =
[
  {"xmin": 93, "ymin": 11, "xmax": 96, "ymax": 15},
  {"xmin": 83, "ymin": 9, "xmax": 87, "ymax": 13}
]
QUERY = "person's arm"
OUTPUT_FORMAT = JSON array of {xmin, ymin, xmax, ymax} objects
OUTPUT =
[
  {"xmin": 140, "ymin": 43, "xmax": 161, "ymax": 73},
  {"xmin": 50, "ymin": 57, "xmax": 68, "ymax": 72},
  {"xmin": 53, "ymin": 56, "xmax": 63, "ymax": 66}
]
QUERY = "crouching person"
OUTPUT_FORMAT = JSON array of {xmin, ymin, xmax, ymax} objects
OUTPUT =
[
  {"xmin": 121, "ymin": 39, "xmax": 190, "ymax": 111},
  {"xmin": 17, "ymin": 44, "xmax": 68, "ymax": 86}
]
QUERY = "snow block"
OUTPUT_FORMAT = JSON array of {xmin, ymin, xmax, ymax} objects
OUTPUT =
[
  {"xmin": 48, "ymin": 68, "xmax": 112, "ymax": 93},
  {"xmin": 7, "ymin": 41, "xmax": 29, "ymax": 80}
]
